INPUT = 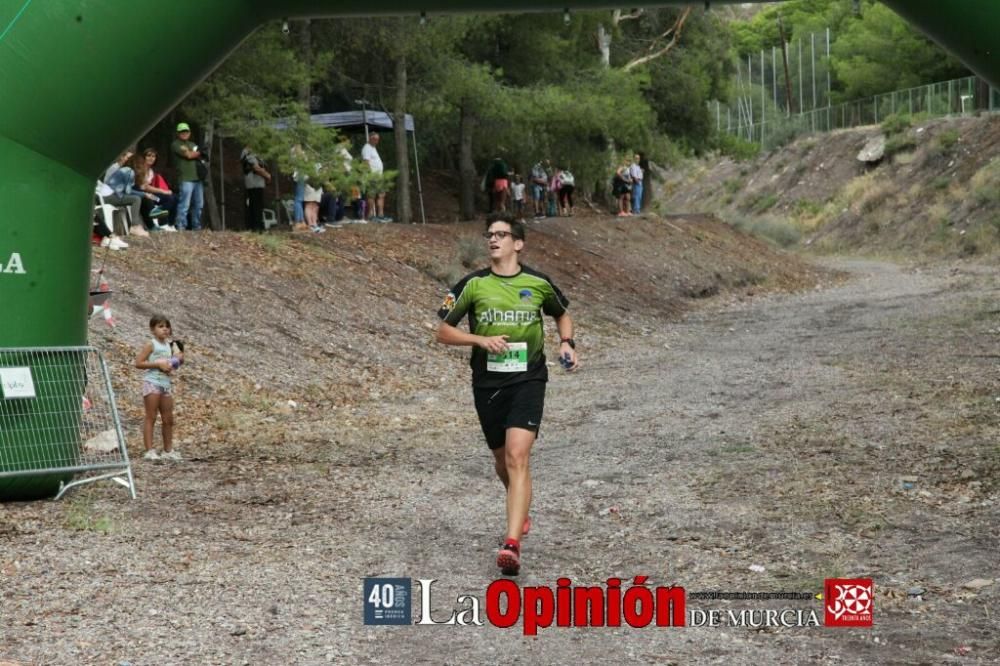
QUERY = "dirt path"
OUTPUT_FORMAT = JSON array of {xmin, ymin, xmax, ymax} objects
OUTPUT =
[{"xmin": 3, "ymin": 257, "xmax": 998, "ymax": 665}]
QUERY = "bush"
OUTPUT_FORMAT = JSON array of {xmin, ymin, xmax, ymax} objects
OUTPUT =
[
  {"xmin": 727, "ymin": 214, "xmax": 801, "ymax": 248},
  {"xmin": 880, "ymin": 113, "xmax": 912, "ymax": 136},
  {"xmin": 714, "ymin": 133, "xmax": 761, "ymax": 161},
  {"xmin": 748, "ymin": 192, "xmax": 779, "ymax": 214},
  {"xmin": 884, "ymin": 133, "xmax": 917, "ymax": 159}
]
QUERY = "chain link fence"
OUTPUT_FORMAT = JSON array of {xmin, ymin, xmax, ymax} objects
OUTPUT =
[
  {"xmin": 711, "ymin": 27, "xmax": 1000, "ymax": 149},
  {"xmin": 716, "ymin": 76, "xmax": 999, "ymax": 149}
]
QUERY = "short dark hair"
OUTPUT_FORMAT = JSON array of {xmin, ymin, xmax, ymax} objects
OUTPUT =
[
  {"xmin": 485, "ymin": 216, "xmax": 525, "ymax": 241},
  {"xmin": 149, "ymin": 314, "xmax": 171, "ymax": 330}
]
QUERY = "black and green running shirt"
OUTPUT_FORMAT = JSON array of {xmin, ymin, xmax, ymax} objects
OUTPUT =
[{"xmin": 438, "ymin": 266, "xmax": 569, "ymax": 388}]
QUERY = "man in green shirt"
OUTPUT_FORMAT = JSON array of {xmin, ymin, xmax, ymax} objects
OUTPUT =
[
  {"xmin": 171, "ymin": 122, "xmax": 204, "ymax": 230},
  {"xmin": 436, "ymin": 217, "xmax": 578, "ymax": 575}
]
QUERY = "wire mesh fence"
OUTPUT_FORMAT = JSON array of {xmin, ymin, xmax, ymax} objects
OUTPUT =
[
  {"xmin": 715, "ymin": 75, "xmax": 1000, "ymax": 149},
  {"xmin": 0, "ymin": 347, "xmax": 135, "ymax": 500}
]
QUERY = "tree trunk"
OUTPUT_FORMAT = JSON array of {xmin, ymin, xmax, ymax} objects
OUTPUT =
[
  {"xmin": 458, "ymin": 101, "xmax": 476, "ymax": 221},
  {"xmin": 393, "ymin": 52, "xmax": 411, "ymax": 224},
  {"xmin": 297, "ymin": 19, "xmax": 312, "ymax": 107},
  {"xmin": 596, "ymin": 23, "xmax": 612, "ymax": 68},
  {"xmin": 202, "ymin": 121, "xmax": 222, "ymax": 231},
  {"xmin": 777, "ymin": 15, "xmax": 795, "ymax": 115}
]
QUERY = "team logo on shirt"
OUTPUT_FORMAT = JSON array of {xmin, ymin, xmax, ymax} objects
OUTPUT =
[
  {"xmin": 519, "ymin": 289, "xmax": 533, "ymax": 303},
  {"xmin": 440, "ymin": 292, "xmax": 456, "ymax": 312}
]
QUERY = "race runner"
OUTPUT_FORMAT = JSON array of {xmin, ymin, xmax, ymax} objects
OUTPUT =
[{"xmin": 436, "ymin": 217, "xmax": 578, "ymax": 575}]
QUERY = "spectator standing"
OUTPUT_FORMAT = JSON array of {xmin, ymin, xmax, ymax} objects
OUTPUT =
[
  {"xmin": 529, "ymin": 161, "xmax": 548, "ymax": 218},
  {"xmin": 302, "ymin": 181, "xmax": 325, "ymax": 232},
  {"xmin": 558, "ymin": 167, "xmax": 575, "ymax": 216},
  {"xmin": 362, "ymin": 132, "xmax": 390, "ymax": 222},
  {"xmin": 511, "ymin": 174, "xmax": 526, "ymax": 218},
  {"xmin": 171, "ymin": 122, "xmax": 204, "ymax": 231},
  {"xmin": 486, "ymin": 157, "xmax": 510, "ymax": 213},
  {"xmin": 629, "ymin": 153, "xmax": 644, "ymax": 215},
  {"xmin": 546, "ymin": 163, "xmax": 559, "ymax": 218},
  {"xmin": 134, "ymin": 314, "xmax": 184, "ymax": 461},
  {"xmin": 240, "ymin": 145, "xmax": 271, "ymax": 233},
  {"xmin": 612, "ymin": 161, "xmax": 632, "ymax": 217}
]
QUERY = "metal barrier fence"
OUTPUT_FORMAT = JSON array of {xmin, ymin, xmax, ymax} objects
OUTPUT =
[
  {"xmin": 0, "ymin": 347, "xmax": 135, "ymax": 500},
  {"xmin": 715, "ymin": 76, "xmax": 1000, "ymax": 148}
]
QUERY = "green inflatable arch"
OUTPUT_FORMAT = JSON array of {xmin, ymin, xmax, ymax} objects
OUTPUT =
[{"xmin": 0, "ymin": 0, "xmax": 996, "ymax": 499}]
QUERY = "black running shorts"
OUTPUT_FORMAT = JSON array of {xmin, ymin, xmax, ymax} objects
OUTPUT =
[{"xmin": 473, "ymin": 380, "xmax": 546, "ymax": 450}]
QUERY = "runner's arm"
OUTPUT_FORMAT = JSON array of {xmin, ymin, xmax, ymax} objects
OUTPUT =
[
  {"xmin": 436, "ymin": 321, "xmax": 509, "ymax": 354},
  {"xmin": 554, "ymin": 313, "xmax": 579, "ymax": 370}
]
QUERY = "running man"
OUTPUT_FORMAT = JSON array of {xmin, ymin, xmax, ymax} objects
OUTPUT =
[{"xmin": 436, "ymin": 217, "xmax": 578, "ymax": 575}]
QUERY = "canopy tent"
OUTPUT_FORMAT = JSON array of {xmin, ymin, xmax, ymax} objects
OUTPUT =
[
  {"xmin": 221, "ymin": 110, "xmax": 426, "ymax": 226},
  {"xmin": 311, "ymin": 110, "xmax": 415, "ymax": 133}
]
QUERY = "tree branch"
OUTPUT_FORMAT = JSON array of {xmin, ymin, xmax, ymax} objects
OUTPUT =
[{"xmin": 622, "ymin": 7, "xmax": 692, "ymax": 72}]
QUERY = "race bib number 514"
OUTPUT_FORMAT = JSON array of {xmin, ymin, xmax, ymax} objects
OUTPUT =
[{"xmin": 487, "ymin": 342, "xmax": 528, "ymax": 372}]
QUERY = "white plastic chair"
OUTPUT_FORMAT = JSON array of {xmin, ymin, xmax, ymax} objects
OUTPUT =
[
  {"xmin": 262, "ymin": 208, "xmax": 278, "ymax": 230},
  {"xmin": 281, "ymin": 199, "xmax": 295, "ymax": 224},
  {"xmin": 94, "ymin": 185, "xmax": 132, "ymax": 236}
]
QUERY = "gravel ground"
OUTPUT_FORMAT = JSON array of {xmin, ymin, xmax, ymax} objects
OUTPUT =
[{"xmin": 2, "ymin": 255, "xmax": 998, "ymax": 665}]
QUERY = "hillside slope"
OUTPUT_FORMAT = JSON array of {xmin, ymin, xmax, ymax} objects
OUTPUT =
[{"xmin": 661, "ymin": 114, "xmax": 1000, "ymax": 257}]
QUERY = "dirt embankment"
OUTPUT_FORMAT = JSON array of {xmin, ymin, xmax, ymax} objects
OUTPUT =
[
  {"xmin": 83, "ymin": 215, "xmax": 826, "ymax": 445},
  {"xmin": 661, "ymin": 114, "xmax": 1000, "ymax": 257}
]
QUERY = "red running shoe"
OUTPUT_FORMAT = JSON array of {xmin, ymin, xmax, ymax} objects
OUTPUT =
[{"xmin": 496, "ymin": 543, "xmax": 521, "ymax": 576}]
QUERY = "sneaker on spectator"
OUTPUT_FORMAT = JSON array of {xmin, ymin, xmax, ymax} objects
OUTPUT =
[
  {"xmin": 160, "ymin": 450, "xmax": 182, "ymax": 461},
  {"xmin": 149, "ymin": 206, "xmax": 169, "ymax": 218},
  {"xmin": 101, "ymin": 236, "xmax": 128, "ymax": 250},
  {"xmin": 292, "ymin": 222, "xmax": 310, "ymax": 233},
  {"xmin": 161, "ymin": 224, "xmax": 178, "ymax": 232},
  {"xmin": 130, "ymin": 225, "xmax": 151, "ymax": 237},
  {"xmin": 142, "ymin": 449, "xmax": 160, "ymax": 461},
  {"xmin": 311, "ymin": 224, "xmax": 327, "ymax": 233}
]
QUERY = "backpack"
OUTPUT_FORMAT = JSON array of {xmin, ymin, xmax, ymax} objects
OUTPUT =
[
  {"xmin": 560, "ymin": 170, "xmax": 575, "ymax": 187},
  {"xmin": 241, "ymin": 154, "xmax": 254, "ymax": 175}
]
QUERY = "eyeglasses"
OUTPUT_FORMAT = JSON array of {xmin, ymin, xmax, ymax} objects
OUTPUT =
[{"xmin": 483, "ymin": 230, "xmax": 515, "ymax": 240}]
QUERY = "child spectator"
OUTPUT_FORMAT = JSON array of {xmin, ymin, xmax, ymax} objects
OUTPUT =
[
  {"xmin": 134, "ymin": 315, "xmax": 184, "ymax": 461},
  {"xmin": 547, "ymin": 168, "xmax": 560, "ymax": 217},
  {"xmin": 613, "ymin": 161, "xmax": 633, "ymax": 217},
  {"xmin": 511, "ymin": 174, "xmax": 526, "ymax": 218}
]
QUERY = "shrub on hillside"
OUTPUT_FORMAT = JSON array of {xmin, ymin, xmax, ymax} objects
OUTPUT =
[
  {"xmin": 880, "ymin": 113, "xmax": 912, "ymax": 136},
  {"xmin": 713, "ymin": 133, "xmax": 760, "ymax": 161}
]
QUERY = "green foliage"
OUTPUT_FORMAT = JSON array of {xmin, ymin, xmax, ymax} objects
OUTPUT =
[
  {"xmin": 794, "ymin": 199, "xmax": 823, "ymax": 216},
  {"xmin": 729, "ymin": 1, "xmax": 968, "ymax": 107},
  {"xmin": 934, "ymin": 129, "xmax": 960, "ymax": 152},
  {"xmin": 880, "ymin": 113, "xmax": 911, "ymax": 137},
  {"xmin": 748, "ymin": 192, "xmax": 779, "ymax": 213},
  {"xmin": 712, "ymin": 133, "xmax": 761, "ymax": 161},
  {"xmin": 883, "ymin": 133, "xmax": 917, "ymax": 159},
  {"xmin": 971, "ymin": 160, "xmax": 1000, "ymax": 206},
  {"xmin": 832, "ymin": 3, "xmax": 967, "ymax": 100},
  {"xmin": 727, "ymin": 213, "xmax": 801, "ymax": 247}
]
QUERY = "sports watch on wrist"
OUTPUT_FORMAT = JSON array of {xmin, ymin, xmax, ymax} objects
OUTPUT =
[{"xmin": 560, "ymin": 337, "xmax": 576, "ymax": 349}]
